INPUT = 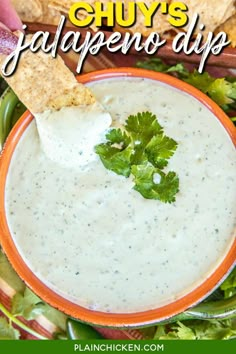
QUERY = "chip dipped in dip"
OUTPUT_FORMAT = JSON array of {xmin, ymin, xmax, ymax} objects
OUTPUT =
[{"xmin": 1, "ymin": 69, "xmax": 236, "ymax": 325}]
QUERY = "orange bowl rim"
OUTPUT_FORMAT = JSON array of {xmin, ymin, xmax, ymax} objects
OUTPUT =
[{"xmin": 0, "ymin": 67, "xmax": 235, "ymax": 327}]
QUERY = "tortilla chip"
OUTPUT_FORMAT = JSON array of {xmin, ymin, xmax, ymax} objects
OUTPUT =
[
  {"xmin": 49, "ymin": 0, "xmax": 101, "ymax": 31},
  {"xmin": 39, "ymin": 0, "xmax": 61, "ymax": 25},
  {"xmin": 216, "ymin": 13, "xmax": 236, "ymax": 48},
  {"xmin": 0, "ymin": 35, "xmax": 95, "ymax": 113},
  {"xmin": 12, "ymin": 0, "xmax": 62, "ymax": 25},
  {"xmin": 49, "ymin": 0, "xmax": 97, "ymax": 15},
  {"xmin": 178, "ymin": 0, "xmax": 236, "ymax": 33},
  {"xmin": 11, "ymin": 0, "xmax": 43, "ymax": 22},
  {"xmin": 49, "ymin": 0, "xmax": 74, "ymax": 14}
]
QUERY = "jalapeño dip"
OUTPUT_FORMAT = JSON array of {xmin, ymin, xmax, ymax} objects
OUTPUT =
[{"xmin": 5, "ymin": 77, "xmax": 236, "ymax": 313}]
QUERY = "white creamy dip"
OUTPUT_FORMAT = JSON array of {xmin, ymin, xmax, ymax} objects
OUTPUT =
[
  {"xmin": 5, "ymin": 77, "xmax": 236, "ymax": 313},
  {"xmin": 36, "ymin": 102, "xmax": 111, "ymax": 168}
]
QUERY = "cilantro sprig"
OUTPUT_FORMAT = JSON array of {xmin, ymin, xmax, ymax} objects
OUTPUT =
[{"xmin": 95, "ymin": 112, "xmax": 179, "ymax": 203}]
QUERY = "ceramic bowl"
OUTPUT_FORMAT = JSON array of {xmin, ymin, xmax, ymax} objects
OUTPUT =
[{"xmin": 0, "ymin": 68, "xmax": 235, "ymax": 327}]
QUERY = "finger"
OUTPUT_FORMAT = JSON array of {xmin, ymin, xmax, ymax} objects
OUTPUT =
[
  {"xmin": 0, "ymin": 27, "xmax": 18, "ymax": 55},
  {"xmin": 0, "ymin": 0, "xmax": 22, "ymax": 31},
  {"xmin": 0, "ymin": 22, "xmax": 10, "ymax": 32}
]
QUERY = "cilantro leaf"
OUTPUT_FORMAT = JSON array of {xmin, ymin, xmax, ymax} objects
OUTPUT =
[
  {"xmin": 208, "ymin": 79, "xmax": 235, "ymax": 106},
  {"xmin": 95, "ymin": 144, "xmax": 121, "ymax": 159},
  {"xmin": 220, "ymin": 268, "xmax": 236, "ymax": 299},
  {"xmin": 162, "ymin": 321, "xmax": 196, "ymax": 340},
  {"xmin": 186, "ymin": 75, "xmax": 236, "ymax": 109},
  {"xmin": 126, "ymin": 112, "xmax": 164, "ymax": 166},
  {"xmin": 11, "ymin": 286, "xmax": 67, "ymax": 332},
  {"xmin": 0, "ymin": 251, "xmax": 25, "ymax": 293},
  {"xmin": 136, "ymin": 58, "xmax": 170, "ymax": 73},
  {"xmin": 184, "ymin": 70, "xmax": 215, "ymax": 93},
  {"xmin": 11, "ymin": 288, "xmax": 46, "ymax": 320},
  {"xmin": 154, "ymin": 172, "xmax": 180, "ymax": 203},
  {"xmin": 132, "ymin": 165, "xmax": 179, "ymax": 203},
  {"xmin": 0, "ymin": 249, "xmax": 67, "ymax": 339},
  {"xmin": 105, "ymin": 128, "xmax": 130, "ymax": 147},
  {"xmin": 166, "ymin": 63, "xmax": 189, "ymax": 78},
  {"xmin": 95, "ymin": 111, "xmax": 179, "ymax": 203},
  {"xmin": 0, "ymin": 317, "xmax": 20, "ymax": 340},
  {"xmin": 95, "ymin": 144, "xmax": 132, "ymax": 177},
  {"xmin": 136, "ymin": 59, "xmax": 189, "ymax": 78},
  {"xmin": 43, "ymin": 307, "xmax": 67, "ymax": 333},
  {"xmin": 192, "ymin": 319, "xmax": 236, "ymax": 340},
  {"xmin": 153, "ymin": 319, "xmax": 236, "ymax": 340},
  {"xmin": 146, "ymin": 134, "xmax": 178, "ymax": 169},
  {"xmin": 131, "ymin": 164, "xmax": 155, "ymax": 192},
  {"xmin": 130, "ymin": 143, "xmax": 148, "ymax": 166},
  {"xmin": 125, "ymin": 111, "xmax": 163, "ymax": 144}
]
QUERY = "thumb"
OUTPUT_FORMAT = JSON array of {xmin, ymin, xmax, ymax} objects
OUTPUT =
[{"xmin": 0, "ymin": 0, "xmax": 22, "ymax": 31}]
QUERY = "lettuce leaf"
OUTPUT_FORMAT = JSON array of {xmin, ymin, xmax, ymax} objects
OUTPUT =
[
  {"xmin": 221, "ymin": 268, "xmax": 236, "ymax": 299},
  {"xmin": 152, "ymin": 319, "xmax": 236, "ymax": 340}
]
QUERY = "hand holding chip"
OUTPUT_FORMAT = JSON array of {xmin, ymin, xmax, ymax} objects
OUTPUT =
[{"xmin": 0, "ymin": 0, "xmax": 20, "ymax": 57}]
